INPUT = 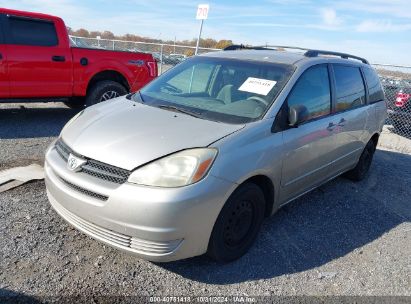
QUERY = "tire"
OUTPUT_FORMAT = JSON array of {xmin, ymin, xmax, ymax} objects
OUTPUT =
[
  {"xmin": 64, "ymin": 97, "xmax": 85, "ymax": 109},
  {"xmin": 85, "ymin": 80, "xmax": 127, "ymax": 107},
  {"xmin": 207, "ymin": 183, "xmax": 265, "ymax": 262},
  {"xmin": 344, "ymin": 140, "xmax": 376, "ymax": 181}
]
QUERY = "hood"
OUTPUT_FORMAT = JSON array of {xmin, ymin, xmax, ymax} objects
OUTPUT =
[{"xmin": 61, "ymin": 98, "xmax": 244, "ymax": 170}]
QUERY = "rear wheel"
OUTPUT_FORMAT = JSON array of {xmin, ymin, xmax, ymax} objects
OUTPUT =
[
  {"xmin": 86, "ymin": 80, "xmax": 127, "ymax": 107},
  {"xmin": 207, "ymin": 183, "xmax": 265, "ymax": 262},
  {"xmin": 344, "ymin": 140, "xmax": 376, "ymax": 181}
]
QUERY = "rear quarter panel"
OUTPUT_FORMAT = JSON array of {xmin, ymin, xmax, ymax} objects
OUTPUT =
[{"xmin": 375, "ymin": 100, "xmax": 387, "ymax": 131}]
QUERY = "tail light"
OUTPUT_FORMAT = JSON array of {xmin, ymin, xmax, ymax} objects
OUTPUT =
[
  {"xmin": 146, "ymin": 61, "xmax": 157, "ymax": 77},
  {"xmin": 395, "ymin": 91, "xmax": 411, "ymax": 107}
]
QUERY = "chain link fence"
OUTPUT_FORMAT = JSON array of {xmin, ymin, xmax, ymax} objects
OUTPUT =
[
  {"xmin": 69, "ymin": 36, "xmax": 219, "ymax": 74},
  {"xmin": 373, "ymin": 64, "xmax": 411, "ymax": 140},
  {"xmin": 70, "ymin": 36, "xmax": 411, "ymax": 140}
]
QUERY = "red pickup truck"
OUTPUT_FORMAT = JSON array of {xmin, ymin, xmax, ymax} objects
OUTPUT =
[{"xmin": 0, "ymin": 8, "xmax": 157, "ymax": 108}]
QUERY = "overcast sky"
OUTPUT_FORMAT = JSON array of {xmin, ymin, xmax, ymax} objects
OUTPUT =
[{"xmin": 2, "ymin": 0, "xmax": 411, "ymax": 65}]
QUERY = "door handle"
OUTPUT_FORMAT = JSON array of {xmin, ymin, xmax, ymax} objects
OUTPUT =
[
  {"xmin": 337, "ymin": 118, "xmax": 346, "ymax": 127},
  {"xmin": 326, "ymin": 122, "xmax": 336, "ymax": 131},
  {"xmin": 52, "ymin": 55, "xmax": 65, "ymax": 62},
  {"xmin": 0, "ymin": 53, "xmax": 2, "ymax": 60}
]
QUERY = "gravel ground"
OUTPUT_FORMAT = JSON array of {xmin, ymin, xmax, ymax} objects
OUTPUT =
[
  {"xmin": 0, "ymin": 103, "xmax": 80, "ymax": 170},
  {"xmin": 0, "ymin": 103, "xmax": 410, "ymax": 300}
]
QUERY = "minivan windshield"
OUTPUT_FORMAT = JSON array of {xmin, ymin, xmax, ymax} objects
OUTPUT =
[{"xmin": 135, "ymin": 56, "xmax": 294, "ymax": 124}]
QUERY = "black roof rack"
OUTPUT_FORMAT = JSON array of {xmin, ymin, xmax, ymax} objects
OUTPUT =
[
  {"xmin": 223, "ymin": 44, "xmax": 309, "ymax": 51},
  {"xmin": 223, "ymin": 44, "xmax": 369, "ymax": 65},
  {"xmin": 223, "ymin": 44, "xmax": 268, "ymax": 51},
  {"xmin": 304, "ymin": 49, "xmax": 369, "ymax": 64}
]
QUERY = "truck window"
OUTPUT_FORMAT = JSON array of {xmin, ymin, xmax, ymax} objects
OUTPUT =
[
  {"xmin": 8, "ymin": 16, "xmax": 58, "ymax": 46},
  {"xmin": 333, "ymin": 65, "xmax": 366, "ymax": 112}
]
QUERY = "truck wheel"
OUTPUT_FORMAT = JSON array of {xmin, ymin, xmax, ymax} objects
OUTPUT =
[
  {"xmin": 64, "ymin": 97, "xmax": 85, "ymax": 109},
  {"xmin": 344, "ymin": 140, "xmax": 376, "ymax": 182},
  {"xmin": 207, "ymin": 183, "xmax": 265, "ymax": 263},
  {"xmin": 86, "ymin": 80, "xmax": 127, "ymax": 107}
]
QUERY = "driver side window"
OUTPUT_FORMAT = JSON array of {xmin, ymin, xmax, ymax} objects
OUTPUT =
[{"xmin": 287, "ymin": 65, "xmax": 331, "ymax": 123}]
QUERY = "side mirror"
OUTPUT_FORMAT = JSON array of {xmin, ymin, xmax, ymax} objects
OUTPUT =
[{"xmin": 288, "ymin": 105, "xmax": 308, "ymax": 127}]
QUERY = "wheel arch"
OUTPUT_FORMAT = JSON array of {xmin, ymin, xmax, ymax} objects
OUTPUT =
[
  {"xmin": 239, "ymin": 175, "xmax": 275, "ymax": 217},
  {"xmin": 87, "ymin": 70, "xmax": 130, "ymax": 94}
]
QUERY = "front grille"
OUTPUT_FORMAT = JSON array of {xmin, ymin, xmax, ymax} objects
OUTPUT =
[
  {"xmin": 55, "ymin": 139, "xmax": 131, "ymax": 184},
  {"xmin": 56, "ymin": 203, "xmax": 182, "ymax": 255},
  {"xmin": 58, "ymin": 176, "xmax": 108, "ymax": 201},
  {"xmin": 81, "ymin": 160, "xmax": 130, "ymax": 184},
  {"xmin": 55, "ymin": 139, "xmax": 70, "ymax": 161}
]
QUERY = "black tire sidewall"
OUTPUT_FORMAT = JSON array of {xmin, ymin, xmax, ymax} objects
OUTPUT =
[
  {"xmin": 345, "ymin": 140, "xmax": 376, "ymax": 181},
  {"xmin": 208, "ymin": 183, "xmax": 265, "ymax": 262},
  {"xmin": 360, "ymin": 141, "xmax": 375, "ymax": 173},
  {"xmin": 86, "ymin": 81, "xmax": 127, "ymax": 107},
  {"xmin": 64, "ymin": 97, "xmax": 85, "ymax": 109}
]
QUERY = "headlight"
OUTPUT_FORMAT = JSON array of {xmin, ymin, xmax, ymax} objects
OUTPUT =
[{"xmin": 128, "ymin": 148, "xmax": 217, "ymax": 187}]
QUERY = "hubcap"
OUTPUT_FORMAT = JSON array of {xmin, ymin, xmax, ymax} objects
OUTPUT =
[
  {"xmin": 100, "ymin": 90, "xmax": 119, "ymax": 102},
  {"xmin": 223, "ymin": 200, "xmax": 254, "ymax": 247}
]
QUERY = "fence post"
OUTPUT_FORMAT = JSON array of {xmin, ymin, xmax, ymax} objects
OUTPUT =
[
  {"xmin": 113, "ymin": 40, "xmax": 115, "ymax": 50},
  {"xmin": 159, "ymin": 44, "xmax": 164, "ymax": 75}
]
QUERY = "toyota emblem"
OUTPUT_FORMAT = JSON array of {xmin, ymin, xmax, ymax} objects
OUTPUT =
[{"xmin": 67, "ymin": 154, "xmax": 86, "ymax": 172}]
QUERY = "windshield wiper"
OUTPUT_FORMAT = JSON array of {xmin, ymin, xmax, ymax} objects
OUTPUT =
[
  {"xmin": 157, "ymin": 104, "xmax": 202, "ymax": 118},
  {"xmin": 132, "ymin": 91, "xmax": 145, "ymax": 103}
]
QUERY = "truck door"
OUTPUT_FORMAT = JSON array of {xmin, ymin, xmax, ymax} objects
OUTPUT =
[
  {"xmin": 5, "ymin": 14, "xmax": 72, "ymax": 98},
  {"xmin": 0, "ymin": 14, "xmax": 9, "ymax": 98}
]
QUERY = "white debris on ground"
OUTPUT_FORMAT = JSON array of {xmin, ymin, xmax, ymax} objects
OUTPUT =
[{"xmin": 0, "ymin": 164, "xmax": 44, "ymax": 193}]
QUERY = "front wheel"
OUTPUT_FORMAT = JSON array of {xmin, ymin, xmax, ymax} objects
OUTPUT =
[
  {"xmin": 344, "ymin": 140, "xmax": 376, "ymax": 181},
  {"xmin": 86, "ymin": 80, "xmax": 127, "ymax": 107},
  {"xmin": 207, "ymin": 183, "xmax": 265, "ymax": 262}
]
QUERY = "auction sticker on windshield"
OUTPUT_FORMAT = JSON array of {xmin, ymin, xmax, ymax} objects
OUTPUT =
[{"xmin": 238, "ymin": 77, "xmax": 277, "ymax": 96}]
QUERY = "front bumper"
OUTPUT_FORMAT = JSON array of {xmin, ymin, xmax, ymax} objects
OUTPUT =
[{"xmin": 45, "ymin": 144, "xmax": 235, "ymax": 262}]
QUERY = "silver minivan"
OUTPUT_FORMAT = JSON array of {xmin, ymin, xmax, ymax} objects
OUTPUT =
[{"xmin": 45, "ymin": 47, "xmax": 387, "ymax": 262}]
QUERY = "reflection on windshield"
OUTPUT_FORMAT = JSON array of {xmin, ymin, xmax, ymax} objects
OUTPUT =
[{"xmin": 138, "ymin": 56, "xmax": 294, "ymax": 124}]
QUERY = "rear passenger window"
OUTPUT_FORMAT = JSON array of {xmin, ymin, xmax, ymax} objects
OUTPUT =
[
  {"xmin": 287, "ymin": 65, "xmax": 331, "ymax": 122},
  {"xmin": 334, "ymin": 65, "xmax": 366, "ymax": 111},
  {"xmin": 363, "ymin": 67, "xmax": 385, "ymax": 103},
  {"xmin": 8, "ymin": 16, "xmax": 58, "ymax": 46}
]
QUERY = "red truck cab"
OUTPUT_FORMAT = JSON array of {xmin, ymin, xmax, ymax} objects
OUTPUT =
[{"xmin": 0, "ymin": 8, "xmax": 157, "ymax": 107}]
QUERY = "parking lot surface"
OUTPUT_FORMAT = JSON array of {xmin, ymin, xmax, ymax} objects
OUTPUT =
[{"xmin": 0, "ymin": 103, "xmax": 410, "ymax": 298}]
